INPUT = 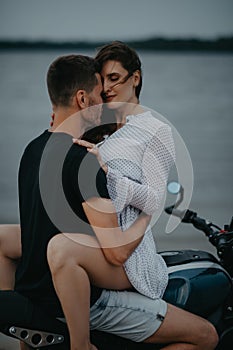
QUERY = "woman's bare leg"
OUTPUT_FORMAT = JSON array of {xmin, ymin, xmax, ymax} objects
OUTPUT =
[
  {"xmin": 47, "ymin": 233, "xmax": 131, "ymax": 350},
  {"xmin": 0, "ymin": 224, "xmax": 21, "ymax": 289},
  {"xmin": 48, "ymin": 232, "xmax": 218, "ymax": 350},
  {"xmin": 144, "ymin": 303, "xmax": 218, "ymax": 350}
]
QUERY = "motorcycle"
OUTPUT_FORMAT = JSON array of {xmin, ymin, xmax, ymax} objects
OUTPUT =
[
  {"xmin": 162, "ymin": 182, "xmax": 233, "ymax": 350},
  {"xmin": 0, "ymin": 182, "xmax": 233, "ymax": 349}
]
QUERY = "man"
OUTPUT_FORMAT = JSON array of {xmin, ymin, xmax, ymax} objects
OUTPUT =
[
  {"xmin": 0, "ymin": 54, "xmax": 218, "ymax": 350},
  {"xmin": 14, "ymin": 55, "xmax": 104, "ymax": 316},
  {"xmin": 0, "ymin": 54, "xmax": 106, "ymax": 349}
]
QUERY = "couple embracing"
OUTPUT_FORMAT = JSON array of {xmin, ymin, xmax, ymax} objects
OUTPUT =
[{"xmin": 0, "ymin": 41, "xmax": 218, "ymax": 350}]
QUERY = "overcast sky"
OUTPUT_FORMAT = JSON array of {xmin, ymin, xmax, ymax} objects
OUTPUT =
[{"xmin": 1, "ymin": 0, "xmax": 233, "ymax": 41}]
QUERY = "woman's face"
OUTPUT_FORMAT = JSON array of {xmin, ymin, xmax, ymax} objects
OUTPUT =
[{"xmin": 100, "ymin": 60, "xmax": 140, "ymax": 109}]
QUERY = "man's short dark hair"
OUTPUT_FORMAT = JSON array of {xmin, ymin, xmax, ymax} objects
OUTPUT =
[{"xmin": 47, "ymin": 55, "xmax": 99, "ymax": 107}]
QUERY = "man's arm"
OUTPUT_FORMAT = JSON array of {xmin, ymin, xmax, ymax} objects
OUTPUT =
[{"xmin": 82, "ymin": 197, "xmax": 151, "ymax": 266}]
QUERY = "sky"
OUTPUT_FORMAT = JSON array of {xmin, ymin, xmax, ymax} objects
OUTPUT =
[{"xmin": 0, "ymin": 0, "xmax": 233, "ymax": 41}]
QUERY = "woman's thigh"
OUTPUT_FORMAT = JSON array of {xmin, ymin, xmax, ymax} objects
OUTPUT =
[{"xmin": 48, "ymin": 233, "xmax": 131, "ymax": 291}]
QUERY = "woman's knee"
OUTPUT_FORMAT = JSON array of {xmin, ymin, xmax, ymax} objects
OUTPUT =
[{"xmin": 47, "ymin": 234, "xmax": 74, "ymax": 273}]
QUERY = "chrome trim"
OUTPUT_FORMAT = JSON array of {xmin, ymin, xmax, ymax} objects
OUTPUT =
[
  {"xmin": 168, "ymin": 261, "xmax": 229, "ymax": 275},
  {"xmin": 9, "ymin": 326, "xmax": 64, "ymax": 348}
]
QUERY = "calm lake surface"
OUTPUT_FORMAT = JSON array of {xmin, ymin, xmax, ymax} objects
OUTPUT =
[{"xmin": 0, "ymin": 50, "xmax": 232, "ymax": 255}]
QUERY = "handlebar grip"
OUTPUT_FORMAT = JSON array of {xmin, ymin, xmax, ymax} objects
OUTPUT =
[
  {"xmin": 164, "ymin": 206, "xmax": 174, "ymax": 215},
  {"xmin": 165, "ymin": 206, "xmax": 214, "ymax": 235},
  {"xmin": 192, "ymin": 216, "xmax": 213, "ymax": 235},
  {"xmin": 165, "ymin": 206, "xmax": 184, "ymax": 218}
]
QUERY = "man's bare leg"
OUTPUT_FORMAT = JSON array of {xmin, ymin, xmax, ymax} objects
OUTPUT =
[
  {"xmin": 20, "ymin": 342, "xmax": 32, "ymax": 350},
  {"xmin": 144, "ymin": 303, "xmax": 218, "ymax": 350},
  {"xmin": 0, "ymin": 224, "xmax": 21, "ymax": 289}
]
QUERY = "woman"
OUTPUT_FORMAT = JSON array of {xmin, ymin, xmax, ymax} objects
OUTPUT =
[{"xmin": 80, "ymin": 43, "xmax": 175, "ymax": 300}]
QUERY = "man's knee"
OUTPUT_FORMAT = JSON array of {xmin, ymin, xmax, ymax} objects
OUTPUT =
[
  {"xmin": 199, "ymin": 321, "xmax": 219, "ymax": 349},
  {"xmin": 0, "ymin": 225, "xmax": 21, "ymax": 259},
  {"xmin": 186, "ymin": 318, "xmax": 219, "ymax": 350},
  {"xmin": 145, "ymin": 304, "xmax": 219, "ymax": 350}
]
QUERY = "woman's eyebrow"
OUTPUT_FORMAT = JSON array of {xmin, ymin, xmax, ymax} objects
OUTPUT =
[
  {"xmin": 107, "ymin": 62, "xmax": 120, "ymax": 76},
  {"xmin": 106, "ymin": 72, "xmax": 119, "ymax": 77}
]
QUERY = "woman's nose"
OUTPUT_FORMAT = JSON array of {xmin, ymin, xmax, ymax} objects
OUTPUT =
[{"xmin": 103, "ymin": 80, "xmax": 111, "ymax": 93}]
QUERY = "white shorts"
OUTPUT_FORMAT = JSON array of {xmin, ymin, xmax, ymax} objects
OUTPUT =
[{"xmin": 90, "ymin": 289, "xmax": 167, "ymax": 342}]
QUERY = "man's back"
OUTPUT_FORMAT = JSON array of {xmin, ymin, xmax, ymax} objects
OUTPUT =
[{"xmin": 16, "ymin": 130, "xmax": 107, "ymax": 316}]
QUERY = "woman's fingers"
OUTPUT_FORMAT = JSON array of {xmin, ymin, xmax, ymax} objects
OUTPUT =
[
  {"xmin": 73, "ymin": 138, "xmax": 99, "ymax": 156},
  {"xmin": 72, "ymin": 138, "xmax": 97, "ymax": 153},
  {"xmin": 72, "ymin": 138, "xmax": 108, "ymax": 173},
  {"xmin": 72, "ymin": 138, "xmax": 95, "ymax": 149}
]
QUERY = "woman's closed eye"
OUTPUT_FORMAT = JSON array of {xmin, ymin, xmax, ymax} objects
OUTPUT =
[{"xmin": 109, "ymin": 75, "xmax": 120, "ymax": 82}]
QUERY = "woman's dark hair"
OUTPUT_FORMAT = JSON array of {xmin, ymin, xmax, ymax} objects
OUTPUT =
[
  {"xmin": 84, "ymin": 42, "xmax": 143, "ymax": 143},
  {"xmin": 95, "ymin": 41, "xmax": 142, "ymax": 99},
  {"xmin": 82, "ymin": 106, "xmax": 117, "ymax": 143},
  {"xmin": 82, "ymin": 41, "xmax": 142, "ymax": 143},
  {"xmin": 47, "ymin": 55, "xmax": 99, "ymax": 107}
]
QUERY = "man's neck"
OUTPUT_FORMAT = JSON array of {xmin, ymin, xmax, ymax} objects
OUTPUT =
[{"xmin": 49, "ymin": 107, "xmax": 86, "ymax": 139}]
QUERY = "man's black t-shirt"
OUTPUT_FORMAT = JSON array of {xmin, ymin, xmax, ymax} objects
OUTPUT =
[{"xmin": 15, "ymin": 130, "xmax": 109, "ymax": 316}]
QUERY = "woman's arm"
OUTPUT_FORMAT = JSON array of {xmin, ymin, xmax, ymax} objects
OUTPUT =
[
  {"xmin": 82, "ymin": 198, "xmax": 151, "ymax": 266},
  {"xmin": 75, "ymin": 125, "xmax": 175, "ymax": 216},
  {"xmin": 106, "ymin": 124, "xmax": 175, "ymax": 215}
]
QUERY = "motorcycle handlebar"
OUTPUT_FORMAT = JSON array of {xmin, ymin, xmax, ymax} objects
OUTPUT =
[
  {"xmin": 217, "ymin": 236, "xmax": 228, "ymax": 251},
  {"xmin": 165, "ymin": 206, "xmax": 214, "ymax": 236},
  {"xmin": 191, "ymin": 215, "xmax": 214, "ymax": 236},
  {"xmin": 165, "ymin": 182, "xmax": 233, "ymax": 266},
  {"xmin": 164, "ymin": 206, "xmax": 183, "ymax": 216}
]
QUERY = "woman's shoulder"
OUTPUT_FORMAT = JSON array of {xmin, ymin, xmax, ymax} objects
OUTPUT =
[{"xmin": 126, "ymin": 110, "xmax": 171, "ymax": 135}]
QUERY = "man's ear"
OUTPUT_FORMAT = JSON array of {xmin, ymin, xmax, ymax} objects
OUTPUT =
[
  {"xmin": 76, "ymin": 90, "xmax": 88, "ymax": 109},
  {"xmin": 133, "ymin": 70, "xmax": 141, "ymax": 87}
]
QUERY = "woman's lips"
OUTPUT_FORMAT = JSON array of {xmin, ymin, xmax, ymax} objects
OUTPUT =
[{"xmin": 105, "ymin": 95, "xmax": 116, "ymax": 102}]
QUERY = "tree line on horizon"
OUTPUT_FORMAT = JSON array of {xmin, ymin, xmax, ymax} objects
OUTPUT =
[{"xmin": 0, "ymin": 36, "xmax": 232, "ymax": 51}]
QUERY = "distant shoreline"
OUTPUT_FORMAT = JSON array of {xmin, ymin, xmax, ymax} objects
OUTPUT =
[{"xmin": 0, "ymin": 36, "xmax": 233, "ymax": 52}]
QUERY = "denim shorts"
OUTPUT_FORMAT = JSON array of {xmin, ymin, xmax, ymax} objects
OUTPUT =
[{"xmin": 90, "ymin": 289, "xmax": 167, "ymax": 342}]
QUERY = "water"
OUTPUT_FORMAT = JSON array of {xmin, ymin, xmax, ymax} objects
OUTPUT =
[
  {"xmin": 0, "ymin": 49, "xmax": 233, "ymax": 349},
  {"xmin": 0, "ymin": 50, "xmax": 233, "ymax": 255}
]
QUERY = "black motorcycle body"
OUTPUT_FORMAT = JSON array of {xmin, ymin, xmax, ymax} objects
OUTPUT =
[{"xmin": 162, "ymin": 249, "xmax": 233, "ymax": 349}]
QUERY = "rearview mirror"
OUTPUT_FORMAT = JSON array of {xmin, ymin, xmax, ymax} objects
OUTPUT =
[{"xmin": 167, "ymin": 181, "xmax": 181, "ymax": 195}]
